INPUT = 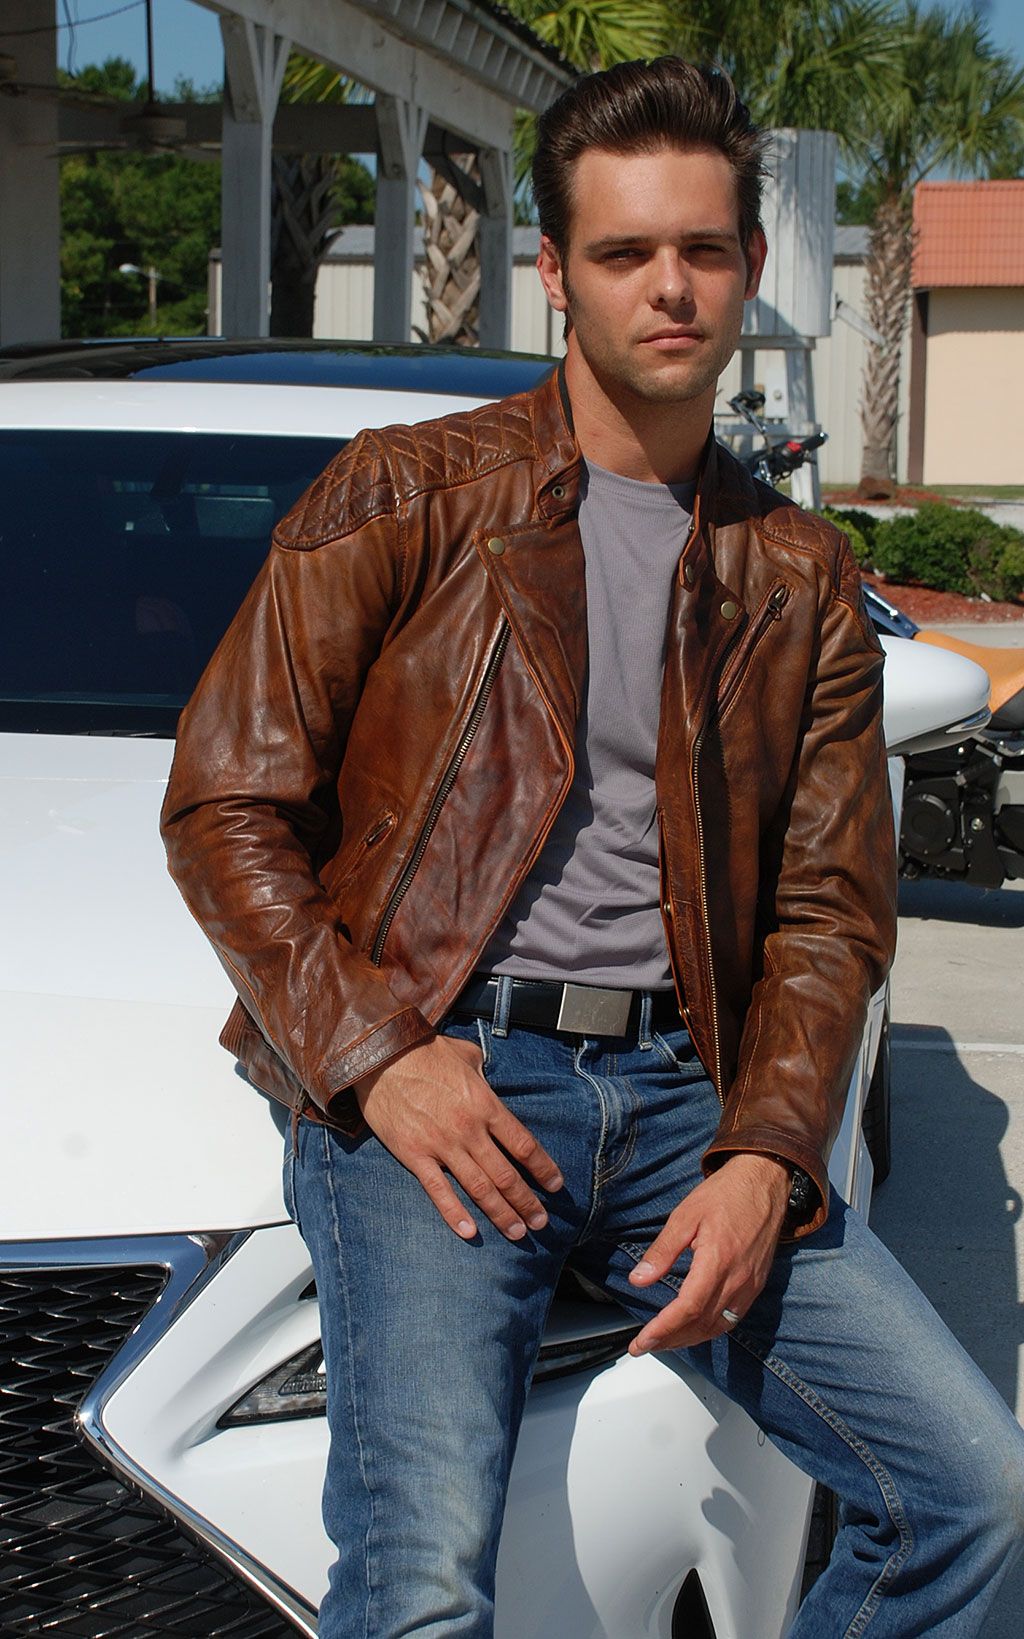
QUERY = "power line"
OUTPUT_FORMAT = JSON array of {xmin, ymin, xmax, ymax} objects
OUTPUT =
[
  {"xmin": 0, "ymin": 2, "xmax": 145, "ymax": 40},
  {"xmin": 61, "ymin": 0, "xmax": 79, "ymax": 76}
]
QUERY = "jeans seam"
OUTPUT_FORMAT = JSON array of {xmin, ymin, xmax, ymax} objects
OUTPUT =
[
  {"xmin": 474, "ymin": 1016, "xmax": 491, "ymax": 1071},
  {"xmin": 322, "ymin": 1125, "xmax": 378, "ymax": 1638},
  {"xmin": 573, "ymin": 1042, "xmax": 608, "ymax": 1239},
  {"xmin": 620, "ymin": 1240, "xmax": 684, "ymax": 1293},
  {"xmin": 730, "ymin": 1332, "xmax": 915, "ymax": 1636},
  {"xmin": 596, "ymin": 1078, "xmax": 642, "ymax": 1186}
]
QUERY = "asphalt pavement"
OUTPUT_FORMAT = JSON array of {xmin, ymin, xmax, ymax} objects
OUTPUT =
[{"xmin": 871, "ymin": 618, "xmax": 1024, "ymax": 1634}]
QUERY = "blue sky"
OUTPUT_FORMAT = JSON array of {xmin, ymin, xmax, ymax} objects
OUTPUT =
[{"xmin": 46, "ymin": 0, "xmax": 1024, "ymax": 93}]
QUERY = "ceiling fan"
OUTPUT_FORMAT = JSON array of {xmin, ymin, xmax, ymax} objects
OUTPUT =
[{"xmin": 3, "ymin": 0, "xmax": 192, "ymax": 154}]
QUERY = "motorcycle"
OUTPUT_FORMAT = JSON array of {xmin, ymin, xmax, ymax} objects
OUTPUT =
[
  {"xmin": 862, "ymin": 587, "xmax": 1024, "ymax": 889},
  {"xmin": 728, "ymin": 389, "xmax": 1024, "ymax": 891}
]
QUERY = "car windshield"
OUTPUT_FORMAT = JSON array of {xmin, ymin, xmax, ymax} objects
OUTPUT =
[{"xmin": 0, "ymin": 429, "xmax": 344, "ymax": 736}]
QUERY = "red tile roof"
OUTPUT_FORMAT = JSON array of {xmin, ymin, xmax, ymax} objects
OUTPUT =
[{"xmin": 913, "ymin": 180, "xmax": 1024, "ymax": 289}]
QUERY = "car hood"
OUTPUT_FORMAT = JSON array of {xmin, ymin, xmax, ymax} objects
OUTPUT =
[{"xmin": 0, "ymin": 732, "xmax": 288, "ymax": 1242}]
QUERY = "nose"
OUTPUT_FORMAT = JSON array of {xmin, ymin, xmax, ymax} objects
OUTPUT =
[{"xmin": 650, "ymin": 249, "xmax": 693, "ymax": 310}]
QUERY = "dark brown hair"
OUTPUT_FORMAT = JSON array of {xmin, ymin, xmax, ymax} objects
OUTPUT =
[{"xmin": 532, "ymin": 57, "xmax": 769, "ymax": 256}]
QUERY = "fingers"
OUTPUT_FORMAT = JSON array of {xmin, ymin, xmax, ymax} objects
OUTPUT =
[
  {"xmin": 628, "ymin": 1200, "xmax": 696, "ymax": 1289},
  {"xmin": 628, "ymin": 1253, "xmax": 735, "ymax": 1356},
  {"xmin": 416, "ymin": 1161, "xmax": 481, "ymax": 1241},
  {"xmin": 489, "ymin": 1104, "xmax": 564, "ymax": 1193},
  {"xmin": 356, "ymin": 1035, "xmax": 564, "ymax": 1244}
]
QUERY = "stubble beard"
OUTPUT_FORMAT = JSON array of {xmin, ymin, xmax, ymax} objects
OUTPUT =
[{"xmin": 563, "ymin": 285, "xmax": 733, "ymax": 409}]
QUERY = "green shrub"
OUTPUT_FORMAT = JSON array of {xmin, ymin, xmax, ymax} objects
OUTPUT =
[
  {"xmin": 825, "ymin": 506, "xmax": 882, "ymax": 552},
  {"xmin": 994, "ymin": 536, "xmax": 1024, "ymax": 602},
  {"xmin": 870, "ymin": 502, "xmax": 1024, "ymax": 600},
  {"xmin": 817, "ymin": 507, "xmax": 873, "ymax": 566}
]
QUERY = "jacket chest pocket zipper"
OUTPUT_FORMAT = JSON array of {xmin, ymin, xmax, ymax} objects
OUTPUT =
[
  {"xmin": 716, "ymin": 582, "xmax": 789, "ymax": 721},
  {"xmin": 370, "ymin": 620, "xmax": 511, "ymax": 966}
]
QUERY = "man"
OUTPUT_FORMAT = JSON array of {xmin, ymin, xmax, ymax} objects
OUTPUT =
[{"xmin": 162, "ymin": 58, "xmax": 1024, "ymax": 1639}]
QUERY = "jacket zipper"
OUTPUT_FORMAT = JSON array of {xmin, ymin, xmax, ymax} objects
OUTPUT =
[
  {"xmin": 370, "ymin": 620, "xmax": 511, "ymax": 966},
  {"xmin": 690, "ymin": 726, "xmax": 725, "ymax": 1105},
  {"xmin": 688, "ymin": 583, "xmax": 787, "ymax": 1106},
  {"xmin": 716, "ymin": 581, "xmax": 789, "ymax": 719}
]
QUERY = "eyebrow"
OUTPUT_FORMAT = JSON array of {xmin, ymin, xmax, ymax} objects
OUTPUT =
[{"xmin": 583, "ymin": 229, "xmax": 740, "ymax": 255}]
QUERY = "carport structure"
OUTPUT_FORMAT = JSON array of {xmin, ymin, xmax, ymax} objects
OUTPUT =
[{"xmin": 0, "ymin": 0, "xmax": 572, "ymax": 345}]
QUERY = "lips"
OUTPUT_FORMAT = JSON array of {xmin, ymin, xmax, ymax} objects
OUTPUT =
[{"xmin": 641, "ymin": 330, "xmax": 704, "ymax": 345}]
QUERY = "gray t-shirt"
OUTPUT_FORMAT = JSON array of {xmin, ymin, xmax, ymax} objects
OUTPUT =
[{"xmin": 480, "ymin": 458, "xmax": 695, "ymax": 990}]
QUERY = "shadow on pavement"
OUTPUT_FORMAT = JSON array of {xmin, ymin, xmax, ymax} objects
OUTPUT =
[
  {"xmin": 897, "ymin": 877, "xmax": 1024, "ymax": 929},
  {"xmin": 873, "ymin": 1024, "xmax": 1024, "ymax": 1639},
  {"xmin": 872, "ymin": 1024, "xmax": 1022, "ymax": 1413}
]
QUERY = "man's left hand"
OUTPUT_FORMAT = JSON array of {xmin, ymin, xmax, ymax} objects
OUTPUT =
[{"xmin": 626, "ymin": 1154, "xmax": 791, "ymax": 1354}]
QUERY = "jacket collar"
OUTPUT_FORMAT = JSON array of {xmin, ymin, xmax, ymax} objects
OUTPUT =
[{"xmin": 527, "ymin": 358, "xmax": 728, "ymax": 541}]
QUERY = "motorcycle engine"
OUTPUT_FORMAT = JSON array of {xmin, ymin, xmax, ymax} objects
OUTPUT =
[{"xmin": 901, "ymin": 785, "xmax": 959, "ymax": 859}]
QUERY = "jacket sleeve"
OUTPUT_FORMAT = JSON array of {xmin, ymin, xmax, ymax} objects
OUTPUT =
[
  {"xmin": 159, "ymin": 431, "xmax": 434, "ymax": 1116},
  {"xmin": 702, "ymin": 537, "xmax": 898, "ymax": 1235}
]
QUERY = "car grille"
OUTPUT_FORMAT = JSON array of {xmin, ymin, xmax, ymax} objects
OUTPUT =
[{"xmin": 0, "ymin": 1261, "xmax": 297, "ymax": 1636}]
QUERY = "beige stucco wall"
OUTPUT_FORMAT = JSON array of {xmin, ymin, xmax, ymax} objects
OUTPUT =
[{"xmin": 922, "ymin": 288, "xmax": 1024, "ymax": 486}]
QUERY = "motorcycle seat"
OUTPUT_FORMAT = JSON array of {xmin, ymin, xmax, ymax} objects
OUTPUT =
[{"xmin": 916, "ymin": 629, "xmax": 1024, "ymax": 729}]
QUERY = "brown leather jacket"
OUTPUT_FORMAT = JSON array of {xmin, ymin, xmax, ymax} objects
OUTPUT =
[{"xmin": 161, "ymin": 367, "xmax": 896, "ymax": 1235}]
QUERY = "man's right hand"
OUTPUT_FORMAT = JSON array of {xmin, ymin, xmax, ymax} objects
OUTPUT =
[{"xmin": 352, "ymin": 1033, "xmax": 563, "ymax": 1241}]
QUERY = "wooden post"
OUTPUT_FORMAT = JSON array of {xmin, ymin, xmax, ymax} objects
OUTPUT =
[
  {"xmin": 220, "ymin": 16, "xmax": 289, "ymax": 337},
  {"xmin": 0, "ymin": 0, "xmax": 60, "ymax": 343},
  {"xmin": 477, "ymin": 147, "xmax": 513, "ymax": 350},
  {"xmin": 373, "ymin": 95, "xmax": 428, "ymax": 343}
]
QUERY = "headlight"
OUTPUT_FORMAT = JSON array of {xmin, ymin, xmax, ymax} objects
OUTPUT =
[
  {"xmin": 219, "ymin": 1340, "xmax": 326, "ymax": 1425},
  {"xmin": 220, "ymin": 1323, "xmax": 640, "ymax": 1426}
]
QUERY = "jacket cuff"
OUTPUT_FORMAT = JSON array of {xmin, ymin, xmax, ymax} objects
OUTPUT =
[
  {"xmin": 701, "ymin": 1130, "xmax": 830, "ymax": 1239},
  {"xmin": 314, "ymin": 1007, "xmax": 435, "ymax": 1112}
]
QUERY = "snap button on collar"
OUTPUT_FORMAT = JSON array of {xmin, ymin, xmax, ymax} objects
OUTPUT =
[
  {"xmin": 683, "ymin": 562, "xmax": 696, "ymax": 587},
  {"xmin": 720, "ymin": 599, "xmax": 739, "ymax": 620},
  {"xmin": 487, "ymin": 536, "xmax": 506, "ymax": 556}
]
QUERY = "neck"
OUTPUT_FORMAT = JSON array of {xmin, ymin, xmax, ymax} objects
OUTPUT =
[{"xmin": 563, "ymin": 345, "xmax": 713, "ymax": 485}]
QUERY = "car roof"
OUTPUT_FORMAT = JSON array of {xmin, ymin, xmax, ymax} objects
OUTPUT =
[{"xmin": 0, "ymin": 337, "xmax": 555, "ymax": 399}]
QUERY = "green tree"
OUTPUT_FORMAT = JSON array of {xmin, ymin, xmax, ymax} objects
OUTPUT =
[
  {"xmin": 675, "ymin": 0, "xmax": 904, "ymax": 138},
  {"xmin": 59, "ymin": 58, "xmax": 220, "ymax": 337}
]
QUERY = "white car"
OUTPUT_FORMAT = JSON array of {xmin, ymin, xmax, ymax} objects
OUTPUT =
[{"xmin": 0, "ymin": 339, "xmax": 990, "ymax": 1639}]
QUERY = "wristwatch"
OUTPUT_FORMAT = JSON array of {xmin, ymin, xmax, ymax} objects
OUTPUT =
[{"xmin": 771, "ymin": 1156, "xmax": 816, "ymax": 1228}]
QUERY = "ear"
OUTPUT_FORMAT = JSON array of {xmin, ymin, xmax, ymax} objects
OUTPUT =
[
  {"xmin": 537, "ymin": 235, "xmax": 569, "ymax": 313},
  {"xmin": 744, "ymin": 227, "xmax": 768, "ymax": 301}
]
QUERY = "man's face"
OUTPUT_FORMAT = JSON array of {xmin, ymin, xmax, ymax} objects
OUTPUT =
[{"xmin": 538, "ymin": 144, "xmax": 766, "ymax": 407}]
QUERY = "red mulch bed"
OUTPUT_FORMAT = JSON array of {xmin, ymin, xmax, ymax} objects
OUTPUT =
[
  {"xmin": 862, "ymin": 572, "xmax": 1024, "ymax": 625},
  {"xmin": 828, "ymin": 486, "xmax": 967, "ymax": 508}
]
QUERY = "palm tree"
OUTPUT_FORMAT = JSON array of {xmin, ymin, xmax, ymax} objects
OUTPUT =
[
  {"xmin": 420, "ymin": 1, "xmax": 676, "ymax": 344},
  {"xmin": 269, "ymin": 56, "xmax": 373, "ymax": 338},
  {"xmin": 847, "ymin": 4, "xmax": 1024, "ymax": 492}
]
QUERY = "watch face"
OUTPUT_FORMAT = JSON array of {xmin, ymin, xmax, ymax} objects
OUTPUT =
[{"xmin": 788, "ymin": 1169, "xmax": 814, "ymax": 1215}]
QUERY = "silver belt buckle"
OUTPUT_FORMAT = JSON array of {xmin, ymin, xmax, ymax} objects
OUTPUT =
[{"xmin": 556, "ymin": 983, "xmax": 633, "ymax": 1036}]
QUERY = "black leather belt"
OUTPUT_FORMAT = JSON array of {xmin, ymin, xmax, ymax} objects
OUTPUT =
[{"xmin": 451, "ymin": 973, "xmax": 681, "ymax": 1037}]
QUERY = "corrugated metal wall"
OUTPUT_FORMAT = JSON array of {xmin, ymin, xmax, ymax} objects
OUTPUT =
[{"xmin": 209, "ymin": 233, "xmax": 910, "ymax": 486}]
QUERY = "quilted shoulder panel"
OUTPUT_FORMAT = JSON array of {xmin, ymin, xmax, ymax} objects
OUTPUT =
[
  {"xmin": 273, "ymin": 427, "xmax": 394, "ymax": 552},
  {"xmin": 272, "ymin": 390, "xmax": 544, "ymax": 552},
  {"xmin": 378, "ymin": 392, "xmax": 540, "ymax": 498}
]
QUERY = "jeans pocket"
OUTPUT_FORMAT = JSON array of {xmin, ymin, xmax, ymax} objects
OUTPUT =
[
  {"xmin": 440, "ymin": 1013, "xmax": 491, "ymax": 1071},
  {"xmin": 651, "ymin": 1026, "xmax": 698, "ymax": 1074}
]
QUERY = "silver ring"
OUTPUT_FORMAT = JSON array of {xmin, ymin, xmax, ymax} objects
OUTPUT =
[{"xmin": 721, "ymin": 1308, "xmax": 741, "ymax": 1327}]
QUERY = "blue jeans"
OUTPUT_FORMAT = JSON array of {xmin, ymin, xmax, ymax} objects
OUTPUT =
[{"xmin": 287, "ymin": 1013, "xmax": 1024, "ymax": 1637}]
